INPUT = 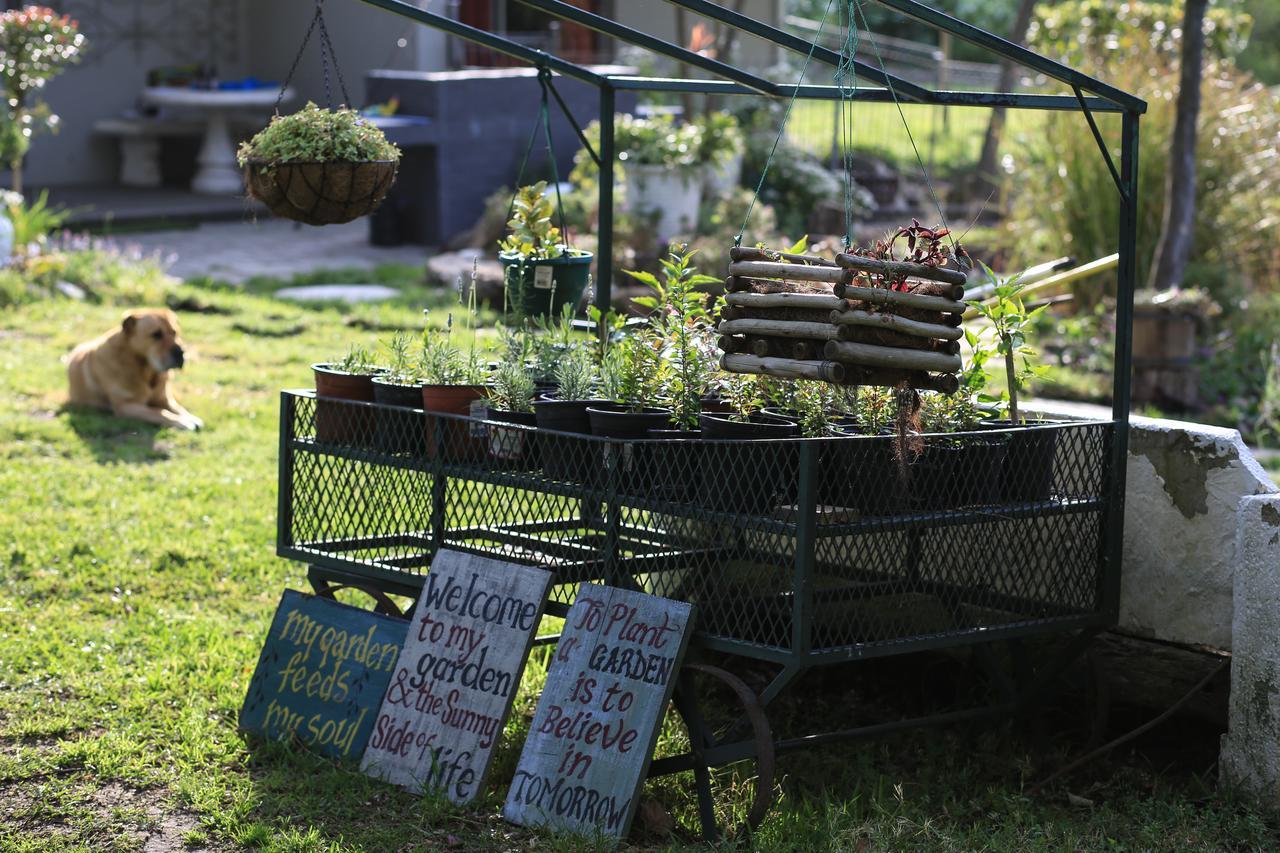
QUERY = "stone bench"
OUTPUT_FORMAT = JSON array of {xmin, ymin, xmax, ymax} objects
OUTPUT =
[{"xmin": 93, "ymin": 116, "xmax": 205, "ymax": 187}]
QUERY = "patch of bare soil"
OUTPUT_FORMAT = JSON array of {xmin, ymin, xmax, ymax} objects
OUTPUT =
[{"xmin": 90, "ymin": 782, "xmax": 214, "ymax": 852}]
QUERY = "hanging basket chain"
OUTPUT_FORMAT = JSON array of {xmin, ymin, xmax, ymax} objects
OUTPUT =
[
  {"xmin": 274, "ymin": 0, "xmax": 353, "ymax": 114},
  {"xmin": 505, "ymin": 66, "xmax": 575, "ymax": 252},
  {"xmin": 834, "ymin": 3, "xmax": 861, "ymax": 251},
  {"xmin": 849, "ymin": 0, "xmax": 954, "ymax": 250},
  {"xmin": 736, "ymin": 0, "xmax": 837, "ymax": 248}
]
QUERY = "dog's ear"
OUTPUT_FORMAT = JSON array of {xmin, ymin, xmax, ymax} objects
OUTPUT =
[{"xmin": 122, "ymin": 313, "xmax": 137, "ymax": 335}]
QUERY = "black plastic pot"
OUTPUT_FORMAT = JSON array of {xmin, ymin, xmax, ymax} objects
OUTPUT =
[
  {"xmin": 909, "ymin": 433, "xmax": 1009, "ymax": 511},
  {"xmin": 981, "ymin": 420, "xmax": 1060, "ymax": 503},
  {"xmin": 371, "ymin": 377, "xmax": 426, "ymax": 456},
  {"xmin": 698, "ymin": 413, "xmax": 799, "ymax": 514},
  {"xmin": 817, "ymin": 433, "xmax": 902, "ymax": 515},
  {"xmin": 587, "ymin": 404, "xmax": 674, "ymax": 493},
  {"xmin": 640, "ymin": 428, "xmax": 702, "ymax": 503},
  {"xmin": 486, "ymin": 408, "xmax": 539, "ymax": 470},
  {"xmin": 533, "ymin": 397, "xmax": 605, "ymax": 483}
]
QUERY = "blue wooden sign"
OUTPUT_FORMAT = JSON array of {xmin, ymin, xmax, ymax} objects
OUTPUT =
[{"xmin": 239, "ymin": 590, "xmax": 408, "ymax": 761}]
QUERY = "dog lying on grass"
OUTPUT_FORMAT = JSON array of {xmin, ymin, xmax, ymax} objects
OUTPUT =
[{"xmin": 66, "ymin": 308, "xmax": 203, "ymax": 431}]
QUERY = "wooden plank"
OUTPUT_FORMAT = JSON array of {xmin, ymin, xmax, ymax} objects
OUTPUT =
[
  {"xmin": 828, "ymin": 308, "xmax": 964, "ymax": 341},
  {"xmin": 360, "ymin": 550, "xmax": 553, "ymax": 803},
  {"xmin": 834, "ymin": 251, "xmax": 969, "ymax": 286},
  {"xmin": 503, "ymin": 584, "xmax": 694, "ymax": 841},
  {"xmin": 824, "ymin": 339, "xmax": 963, "ymax": 373},
  {"xmin": 239, "ymin": 590, "xmax": 408, "ymax": 761},
  {"xmin": 728, "ymin": 260, "xmax": 850, "ymax": 285}
]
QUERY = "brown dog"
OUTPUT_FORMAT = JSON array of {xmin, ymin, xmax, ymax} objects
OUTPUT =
[{"xmin": 67, "ymin": 308, "xmax": 203, "ymax": 431}]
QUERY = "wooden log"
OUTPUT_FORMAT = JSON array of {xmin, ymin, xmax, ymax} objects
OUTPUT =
[
  {"xmin": 725, "ymin": 291, "xmax": 844, "ymax": 311},
  {"xmin": 718, "ymin": 318, "xmax": 838, "ymax": 341},
  {"xmin": 736, "ymin": 277, "xmax": 836, "ymax": 296},
  {"xmin": 729, "ymin": 245, "xmax": 838, "ymax": 267},
  {"xmin": 904, "ymin": 280, "xmax": 967, "ymax": 301},
  {"xmin": 834, "ymin": 251, "xmax": 969, "ymax": 287},
  {"xmin": 721, "ymin": 353, "xmax": 845, "ymax": 383},
  {"xmin": 834, "ymin": 325, "xmax": 962, "ymax": 355},
  {"xmin": 724, "ymin": 275, "xmax": 747, "ymax": 293},
  {"xmin": 744, "ymin": 336, "xmax": 825, "ymax": 361},
  {"xmin": 728, "ymin": 261, "xmax": 850, "ymax": 286},
  {"xmin": 829, "ymin": 308, "xmax": 964, "ymax": 341},
  {"xmin": 824, "ymin": 339, "xmax": 963, "ymax": 373},
  {"xmin": 734, "ymin": 305, "xmax": 834, "ymax": 324},
  {"xmin": 837, "ymin": 366, "xmax": 960, "ymax": 394},
  {"xmin": 834, "ymin": 284, "xmax": 967, "ymax": 315},
  {"xmin": 717, "ymin": 335, "xmax": 746, "ymax": 354}
]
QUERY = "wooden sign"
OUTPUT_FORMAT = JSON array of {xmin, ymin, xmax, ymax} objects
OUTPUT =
[
  {"xmin": 239, "ymin": 590, "xmax": 407, "ymax": 761},
  {"xmin": 360, "ymin": 550, "xmax": 553, "ymax": 803},
  {"xmin": 503, "ymin": 584, "xmax": 693, "ymax": 841}
]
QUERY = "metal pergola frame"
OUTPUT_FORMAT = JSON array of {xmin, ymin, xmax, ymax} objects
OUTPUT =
[{"xmin": 352, "ymin": 0, "xmax": 1144, "ymax": 634}]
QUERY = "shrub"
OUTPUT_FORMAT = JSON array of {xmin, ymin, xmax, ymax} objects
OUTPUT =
[{"xmin": 236, "ymin": 102, "xmax": 400, "ymax": 166}]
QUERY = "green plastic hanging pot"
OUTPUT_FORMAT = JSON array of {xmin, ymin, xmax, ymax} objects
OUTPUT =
[{"xmin": 499, "ymin": 250, "xmax": 593, "ymax": 318}]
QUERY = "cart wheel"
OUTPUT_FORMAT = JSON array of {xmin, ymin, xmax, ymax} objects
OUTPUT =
[
  {"xmin": 310, "ymin": 579, "xmax": 404, "ymax": 618},
  {"xmin": 661, "ymin": 662, "xmax": 776, "ymax": 842}
]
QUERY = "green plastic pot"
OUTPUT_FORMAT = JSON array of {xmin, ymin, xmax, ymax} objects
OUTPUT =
[{"xmin": 499, "ymin": 250, "xmax": 593, "ymax": 318}]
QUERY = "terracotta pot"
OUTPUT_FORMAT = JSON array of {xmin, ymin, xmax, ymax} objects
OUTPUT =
[
  {"xmin": 421, "ymin": 384, "xmax": 488, "ymax": 460},
  {"xmin": 312, "ymin": 363, "xmax": 379, "ymax": 445}
]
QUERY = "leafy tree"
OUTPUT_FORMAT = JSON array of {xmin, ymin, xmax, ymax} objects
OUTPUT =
[{"xmin": 0, "ymin": 6, "xmax": 84, "ymax": 193}]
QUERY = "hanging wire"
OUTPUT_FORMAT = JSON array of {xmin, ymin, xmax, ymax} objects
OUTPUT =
[
  {"xmin": 833, "ymin": 2, "xmax": 861, "ymax": 250},
  {"xmin": 849, "ymin": 0, "xmax": 955, "ymax": 249},
  {"xmin": 505, "ymin": 67, "xmax": 573, "ymax": 250},
  {"xmin": 275, "ymin": 0, "xmax": 353, "ymax": 113},
  {"xmin": 735, "ymin": 0, "xmax": 839, "ymax": 247}
]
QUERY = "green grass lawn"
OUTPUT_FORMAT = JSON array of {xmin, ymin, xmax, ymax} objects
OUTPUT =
[{"xmin": 1, "ymin": 275, "xmax": 1277, "ymax": 851}]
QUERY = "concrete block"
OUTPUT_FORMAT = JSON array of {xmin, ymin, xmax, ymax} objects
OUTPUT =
[
  {"xmin": 1121, "ymin": 418, "xmax": 1275, "ymax": 649},
  {"xmin": 1220, "ymin": 494, "xmax": 1280, "ymax": 804}
]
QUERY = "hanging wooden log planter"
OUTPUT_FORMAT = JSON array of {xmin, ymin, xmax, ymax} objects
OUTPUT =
[{"xmin": 713, "ymin": 240, "xmax": 972, "ymax": 393}]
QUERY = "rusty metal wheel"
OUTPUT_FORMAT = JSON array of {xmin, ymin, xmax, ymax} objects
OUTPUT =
[
  {"xmin": 310, "ymin": 578, "xmax": 405, "ymax": 618},
  {"xmin": 651, "ymin": 662, "xmax": 776, "ymax": 842}
]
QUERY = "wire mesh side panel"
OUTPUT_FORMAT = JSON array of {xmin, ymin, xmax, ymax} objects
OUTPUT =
[
  {"xmin": 283, "ymin": 394, "xmax": 435, "ymax": 573},
  {"xmin": 808, "ymin": 423, "xmax": 1111, "ymax": 654}
]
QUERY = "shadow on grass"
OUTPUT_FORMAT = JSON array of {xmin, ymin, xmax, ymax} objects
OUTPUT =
[{"xmin": 62, "ymin": 404, "xmax": 172, "ymax": 464}]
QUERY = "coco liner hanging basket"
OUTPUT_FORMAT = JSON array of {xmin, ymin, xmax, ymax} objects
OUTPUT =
[
  {"xmin": 499, "ymin": 249, "xmax": 593, "ymax": 316},
  {"xmin": 244, "ymin": 158, "xmax": 398, "ymax": 226}
]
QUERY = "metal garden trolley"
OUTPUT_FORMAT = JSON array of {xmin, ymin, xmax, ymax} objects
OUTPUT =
[{"xmin": 274, "ymin": 0, "xmax": 1145, "ymax": 839}]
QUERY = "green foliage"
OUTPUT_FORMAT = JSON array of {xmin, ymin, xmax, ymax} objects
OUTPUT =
[
  {"xmin": 614, "ymin": 112, "xmax": 702, "ymax": 169},
  {"xmin": 236, "ymin": 102, "xmax": 400, "ymax": 166},
  {"xmin": 721, "ymin": 373, "xmax": 765, "ymax": 421},
  {"xmin": 627, "ymin": 244, "xmax": 721, "ymax": 429},
  {"xmin": 0, "ymin": 242, "xmax": 175, "ymax": 309},
  {"xmin": 4, "ymin": 189, "xmax": 69, "ymax": 250},
  {"xmin": 498, "ymin": 181, "xmax": 565, "ymax": 261},
  {"xmin": 380, "ymin": 331, "xmax": 419, "ymax": 384},
  {"xmin": 551, "ymin": 346, "xmax": 598, "ymax": 401},
  {"xmin": 1028, "ymin": 0, "xmax": 1252, "ymax": 70},
  {"xmin": 1011, "ymin": 9, "xmax": 1279, "ymax": 303},
  {"xmin": 488, "ymin": 359, "xmax": 536, "ymax": 413},
  {"xmin": 0, "ymin": 6, "xmax": 84, "ymax": 191},
  {"xmin": 969, "ymin": 265, "xmax": 1046, "ymax": 425},
  {"xmin": 692, "ymin": 110, "xmax": 744, "ymax": 166},
  {"xmin": 419, "ymin": 332, "xmax": 487, "ymax": 386},
  {"xmin": 332, "ymin": 343, "xmax": 380, "ymax": 375},
  {"xmin": 599, "ymin": 332, "xmax": 664, "ymax": 411}
]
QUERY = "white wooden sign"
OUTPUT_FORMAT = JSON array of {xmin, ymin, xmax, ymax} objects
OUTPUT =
[
  {"xmin": 360, "ymin": 550, "xmax": 553, "ymax": 803},
  {"xmin": 503, "ymin": 583, "xmax": 693, "ymax": 841}
]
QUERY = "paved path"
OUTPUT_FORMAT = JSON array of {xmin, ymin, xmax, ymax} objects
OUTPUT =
[{"xmin": 114, "ymin": 219, "xmax": 429, "ymax": 284}]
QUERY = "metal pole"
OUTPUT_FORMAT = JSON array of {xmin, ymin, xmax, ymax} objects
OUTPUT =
[
  {"xmin": 1104, "ymin": 109, "xmax": 1140, "ymax": 622},
  {"xmin": 595, "ymin": 84, "xmax": 615, "ymax": 317}
]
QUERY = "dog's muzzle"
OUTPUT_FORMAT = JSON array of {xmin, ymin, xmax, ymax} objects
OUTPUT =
[{"xmin": 170, "ymin": 345, "xmax": 185, "ymax": 369}]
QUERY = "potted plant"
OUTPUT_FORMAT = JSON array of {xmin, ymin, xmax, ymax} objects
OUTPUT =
[
  {"xmin": 699, "ymin": 374, "xmax": 798, "ymax": 440},
  {"xmin": 615, "ymin": 113, "xmax": 703, "ymax": 242},
  {"xmin": 312, "ymin": 344, "xmax": 383, "ymax": 445},
  {"xmin": 698, "ymin": 374, "xmax": 798, "ymax": 515},
  {"xmin": 498, "ymin": 182, "xmax": 593, "ymax": 318},
  {"xmin": 371, "ymin": 332, "xmax": 426, "ymax": 456},
  {"xmin": 969, "ymin": 266, "xmax": 1059, "ymax": 503},
  {"xmin": 533, "ymin": 345, "xmax": 602, "ymax": 483},
  {"xmin": 419, "ymin": 331, "xmax": 490, "ymax": 462},
  {"xmin": 695, "ymin": 111, "xmax": 745, "ymax": 197},
  {"xmin": 238, "ymin": 102, "xmax": 400, "ymax": 226},
  {"xmin": 588, "ymin": 333, "xmax": 671, "ymax": 439},
  {"xmin": 487, "ymin": 352, "xmax": 538, "ymax": 468}
]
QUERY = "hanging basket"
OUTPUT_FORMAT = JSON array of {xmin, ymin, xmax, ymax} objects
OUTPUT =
[{"xmin": 244, "ymin": 159, "xmax": 398, "ymax": 226}]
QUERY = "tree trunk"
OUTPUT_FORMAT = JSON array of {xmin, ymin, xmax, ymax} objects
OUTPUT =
[
  {"xmin": 974, "ymin": 0, "xmax": 1037, "ymax": 194},
  {"xmin": 1147, "ymin": 0, "xmax": 1209, "ymax": 291}
]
